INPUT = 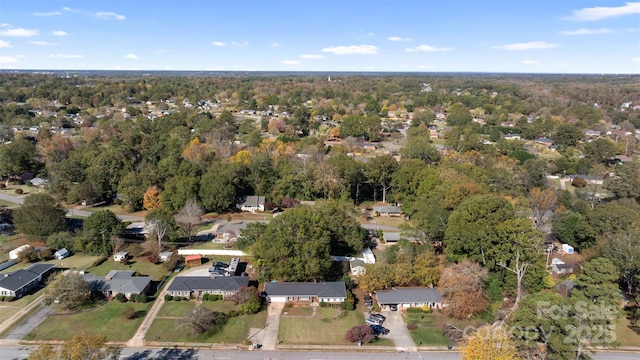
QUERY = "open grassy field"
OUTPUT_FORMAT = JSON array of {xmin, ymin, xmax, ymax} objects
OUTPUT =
[
  {"xmin": 615, "ymin": 311, "xmax": 640, "ymax": 346},
  {"xmin": 88, "ymin": 258, "xmax": 169, "ymax": 281},
  {"xmin": 0, "ymin": 184, "xmax": 43, "ymax": 198},
  {"xmin": 25, "ymin": 301, "xmax": 151, "ymax": 341},
  {"xmin": 278, "ymin": 307, "xmax": 365, "ymax": 345},
  {"xmin": 146, "ymin": 300, "xmax": 267, "ymax": 343},
  {"xmin": 404, "ymin": 312, "xmax": 453, "ymax": 346}
]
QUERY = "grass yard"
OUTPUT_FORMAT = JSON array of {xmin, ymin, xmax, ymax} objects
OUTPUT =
[
  {"xmin": 404, "ymin": 312, "xmax": 451, "ymax": 346},
  {"xmin": 146, "ymin": 302, "xmax": 267, "ymax": 343},
  {"xmin": 282, "ymin": 306, "xmax": 313, "ymax": 316},
  {"xmin": 615, "ymin": 312, "xmax": 640, "ymax": 347},
  {"xmin": 88, "ymin": 258, "xmax": 169, "ymax": 281},
  {"xmin": 25, "ymin": 301, "xmax": 150, "ymax": 342},
  {"xmin": 278, "ymin": 307, "xmax": 365, "ymax": 345},
  {"xmin": 184, "ymin": 242, "xmax": 236, "ymax": 250},
  {"xmin": 0, "ymin": 199, "xmax": 16, "ymax": 207},
  {"xmin": 0, "ymin": 185, "xmax": 43, "ymax": 197}
]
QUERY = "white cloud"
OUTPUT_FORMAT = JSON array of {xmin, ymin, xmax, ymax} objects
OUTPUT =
[
  {"xmin": 561, "ymin": 28, "xmax": 613, "ymax": 35},
  {"xmin": 0, "ymin": 39, "xmax": 11, "ymax": 48},
  {"xmin": 52, "ymin": 30, "xmax": 68, "ymax": 36},
  {"xmin": 35, "ymin": 11, "xmax": 62, "ymax": 16},
  {"xmin": 125, "ymin": 53, "xmax": 138, "ymax": 60},
  {"xmin": 62, "ymin": 7, "xmax": 78, "ymax": 13},
  {"xmin": 300, "ymin": 54, "xmax": 326, "ymax": 59},
  {"xmin": 632, "ymin": 57, "xmax": 640, "ymax": 62},
  {"xmin": 282, "ymin": 60, "xmax": 300, "ymax": 65},
  {"xmin": 492, "ymin": 41, "xmax": 559, "ymax": 50},
  {"xmin": 47, "ymin": 53, "xmax": 83, "ymax": 59},
  {"xmin": 521, "ymin": 60, "xmax": 539, "ymax": 64},
  {"xmin": 405, "ymin": 44, "xmax": 453, "ymax": 52},
  {"xmin": 322, "ymin": 44, "xmax": 379, "ymax": 55},
  {"xmin": 211, "ymin": 41, "xmax": 226, "ymax": 47},
  {"xmin": 568, "ymin": 2, "xmax": 640, "ymax": 21},
  {"xmin": 0, "ymin": 56, "xmax": 17, "ymax": 63},
  {"xmin": 29, "ymin": 41, "xmax": 57, "ymax": 46},
  {"xmin": 0, "ymin": 26, "xmax": 39, "ymax": 37},
  {"xmin": 96, "ymin": 12, "xmax": 125, "ymax": 21},
  {"xmin": 232, "ymin": 41, "xmax": 248, "ymax": 47},
  {"xmin": 388, "ymin": 36, "xmax": 412, "ymax": 42},
  {"xmin": 270, "ymin": 43, "xmax": 281, "ymax": 47}
]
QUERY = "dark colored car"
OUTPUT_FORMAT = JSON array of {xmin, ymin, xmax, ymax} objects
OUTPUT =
[
  {"xmin": 213, "ymin": 262, "xmax": 228, "ymax": 268},
  {"xmin": 389, "ymin": 304, "xmax": 398, "ymax": 311},
  {"xmin": 370, "ymin": 313, "xmax": 386, "ymax": 322},
  {"xmin": 364, "ymin": 295, "xmax": 373, "ymax": 306},
  {"xmin": 369, "ymin": 324, "xmax": 390, "ymax": 335}
]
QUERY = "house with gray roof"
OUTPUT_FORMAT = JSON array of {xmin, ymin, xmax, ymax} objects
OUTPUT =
[
  {"xmin": 81, "ymin": 270, "xmax": 151, "ymax": 299},
  {"xmin": 375, "ymin": 287, "xmax": 445, "ymax": 310},
  {"xmin": 166, "ymin": 276, "xmax": 249, "ymax": 298},
  {"xmin": 237, "ymin": 196, "xmax": 265, "ymax": 212},
  {"xmin": 0, "ymin": 263, "xmax": 55, "ymax": 298},
  {"xmin": 372, "ymin": 205, "xmax": 403, "ymax": 217},
  {"xmin": 263, "ymin": 281, "xmax": 347, "ymax": 304}
]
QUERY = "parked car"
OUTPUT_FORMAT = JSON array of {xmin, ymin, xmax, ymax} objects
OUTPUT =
[
  {"xmin": 369, "ymin": 324, "xmax": 390, "ymax": 335},
  {"xmin": 213, "ymin": 262, "xmax": 228, "ymax": 268},
  {"xmin": 365, "ymin": 318, "xmax": 383, "ymax": 326},
  {"xmin": 364, "ymin": 295, "xmax": 373, "ymax": 306},
  {"xmin": 389, "ymin": 304, "xmax": 398, "ymax": 311},
  {"xmin": 370, "ymin": 313, "xmax": 386, "ymax": 322}
]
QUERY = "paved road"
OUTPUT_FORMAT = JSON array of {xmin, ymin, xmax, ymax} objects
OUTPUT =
[{"xmin": 2, "ymin": 346, "xmax": 639, "ymax": 360}]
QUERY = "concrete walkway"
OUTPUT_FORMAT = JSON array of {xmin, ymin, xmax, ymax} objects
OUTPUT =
[{"xmin": 262, "ymin": 302, "xmax": 285, "ymax": 350}]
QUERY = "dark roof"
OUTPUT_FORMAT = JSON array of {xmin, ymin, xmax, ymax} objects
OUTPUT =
[
  {"xmin": 82, "ymin": 271, "xmax": 151, "ymax": 295},
  {"xmin": 237, "ymin": 196, "xmax": 265, "ymax": 207},
  {"xmin": 167, "ymin": 276, "xmax": 249, "ymax": 292},
  {"xmin": 264, "ymin": 282, "xmax": 346, "ymax": 298},
  {"xmin": 375, "ymin": 287, "xmax": 442, "ymax": 304},
  {"xmin": 0, "ymin": 263, "xmax": 54, "ymax": 291}
]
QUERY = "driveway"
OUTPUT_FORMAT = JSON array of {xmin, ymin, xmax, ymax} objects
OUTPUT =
[
  {"xmin": 3, "ymin": 306, "xmax": 52, "ymax": 341},
  {"xmin": 380, "ymin": 310, "xmax": 416, "ymax": 351},
  {"xmin": 261, "ymin": 302, "xmax": 285, "ymax": 350}
]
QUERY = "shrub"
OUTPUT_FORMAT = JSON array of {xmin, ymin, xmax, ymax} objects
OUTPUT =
[
  {"xmin": 407, "ymin": 307, "xmax": 424, "ymax": 313},
  {"xmin": 174, "ymin": 296, "xmax": 182, "ymax": 302},
  {"xmin": 164, "ymin": 294, "xmax": 173, "ymax": 301},
  {"xmin": 0, "ymin": 183, "xmax": 5, "ymax": 189},
  {"xmin": 319, "ymin": 301, "xmax": 327, "ymax": 308},
  {"xmin": 407, "ymin": 322, "xmax": 418, "ymax": 331},
  {"xmin": 0, "ymin": 296, "xmax": 4, "ymax": 302},
  {"xmin": 202, "ymin": 294, "xmax": 209, "ymax": 301},
  {"xmin": 122, "ymin": 307, "xmax": 136, "ymax": 320},
  {"xmin": 147, "ymin": 254, "xmax": 159, "ymax": 264},
  {"xmin": 345, "ymin": 325, "xmax": 376, "ymax": 344},
  {"xmin": 92, "ymin": 256, "xmax": 107, "ymax": 267},
  {"xmin": 14, "ymin": 188, "xmax": 23, "ymax": 194},
  {"xmin": 115, "ymin": 293, "xmax": 127, "ymax": 303},
  {"xmin": 227, "ymin": 310, "xmax": 239, "ymax": 318},
  {"xmin": 572, "ymin": 176, "xmax": 587, "ymax": 188}
]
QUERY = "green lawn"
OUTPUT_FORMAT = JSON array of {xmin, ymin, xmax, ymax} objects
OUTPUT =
[
  {"xmin": 146, "ymin": 300, "xmax": 267, "ymax": 343},
  {"xmin": 404, "ymin": 312, "xmax": 451, "ymax": 346},
  {"xmin": 88, "ymin": 258, "xmax": 169, "ymax": 281},
  {"xmin": 615, "ymin": 312, "xmax": 640, "ymax": 347},
  {"xmin": 25, "ymin": 301, "xmax": 151, "ymax": 341},
  {"xmin": 278, "ymin": 307, "xmax": 365, "ymax": 345}
]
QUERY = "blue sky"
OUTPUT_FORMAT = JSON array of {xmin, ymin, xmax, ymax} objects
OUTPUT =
[{"xmin": 1, "ymin": 0, "xmax": 639, "ymax": 73}]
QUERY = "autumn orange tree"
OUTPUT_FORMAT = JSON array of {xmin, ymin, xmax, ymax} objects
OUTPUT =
[
  {"xmin": 143, "ymin": 185, "xmax": 162, "ymax": 211},
  {"xmin": 438, "ymin": 261, "xmax": 488, "ymax": 319},
  {"xmin": 460, "ymin": 324, "xmax": 520, "ymax": 360},
  {"xmin": 28, "ymin": 333, "xmax": 120, "ymax": 360},
  {"xmin": 527, "ymin": 187, "xmax": 557, "ymax": 231}
]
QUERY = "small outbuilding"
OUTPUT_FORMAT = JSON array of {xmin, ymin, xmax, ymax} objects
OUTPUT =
[
  {"xmin": 159, "ymin": 251, "xmax": 173, "ymax": 262},
  {"xmin": 185, "ymin": 254, "xmax": 202, "ymax": 267},
  {"xmin": 54, "ymin": 248, "xmax": 69, "ymax": 260},
  {"xmin": 9, "ymin": 245, "xmax": 32, "ymax": 260},
  {"xmin": 114, "ymin": 251, "xmax": 128, "ymax": 262},
  {"xmin": 561, "ymin": 244, "xmax": 574, "ymax": 254}
]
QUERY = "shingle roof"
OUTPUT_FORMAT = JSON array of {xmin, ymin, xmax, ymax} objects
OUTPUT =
[
  {"xmin": 81, "ymin": 271, "xmax": 151, "ymax": 295},
  {"xmin": 264, "ymin": 282, "xmax": 346, "ymax": 298},
  {"xmin": 372, "ymin": 206, "xmax": 402, "ymax": 214},
  {"xmin": 0, "ymin": 263, "xmax": 54, "ymax": 291},
  {"xmin": 375, "ymin": 287, "xmax": 442, "ymax": 304},
  {"xmin": 167, "ymin": 276, "xmax": 249, "ymax": 292}
]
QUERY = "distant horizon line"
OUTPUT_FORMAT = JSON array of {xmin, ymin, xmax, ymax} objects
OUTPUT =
[{"xmin": 1, "ymin": 69, "xmax": 639, "ymax": 77}]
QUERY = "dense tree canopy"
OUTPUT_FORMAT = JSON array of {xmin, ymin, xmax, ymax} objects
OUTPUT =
[{"xmin": 12, "ymin": 193, "xmax": 67, "ymax": 236}]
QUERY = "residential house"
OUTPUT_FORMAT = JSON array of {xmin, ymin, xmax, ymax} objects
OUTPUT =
[
  {"xmin": 185, "ymin": 254, "xmax": 202, "ymax": 267},
  {"xmin": 236, "ymin": 196, "xmax": 265, "ymax": 212},
  {"xmin": 0, "ymin": 263, "xmax": 55, "ymax": 298},
  {"xmin": 113, "ymin": 251, "xmax": 128, "ymax": 262},
  {"xmin": 82, "ymin": 270, "xmax": 151, "ymax": 299},
  {"xmin": 263, "ymin": 281, "xmax": 347, "ymax": 304},
  {"xmin": 551, "ymin": 258, "xmax": 577, "ymax": 275},
  {"xmin": 382, "ymin": 232, "xmax": 419, "ymax": 243},
  {"xmin": 166, "ymin": 276, "xmax": 250, "ymax": 298},
  {"xmin": 504, "ymin": 133, "xmax": 521, "ymax": 140},
  {"xmin": 375, "ymin": 287, "xmax": 445, "ymax": 310},
  {"xmin": 54, "ymin": 248, "xmax": 69, "ymax": 260},
  {"xmin": 372, "ymin": 205, "xmax": 403, "ymax": 217},
  {"xmin": 536, "ymin": 137, "xmax": 554, "ymax": 148},
  {"xmin": 9, "ymin": 245, "xmax": 32, "ymax": 260}
]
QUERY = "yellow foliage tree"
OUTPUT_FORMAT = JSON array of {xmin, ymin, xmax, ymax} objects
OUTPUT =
[
  {"xmin": 460, "ymin": 324, "xmax": 520, "ymax": 360},
  {"xmin": 230, "ymin": 149, "xmax": 253, "ymax": 165},
  {"xmin": 143, "ymin": 185, "xmax": 162, "ymax": 211},
  {"xmin": 28, "ymin": 333, "xmax": 120, "ymax": 360}
]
